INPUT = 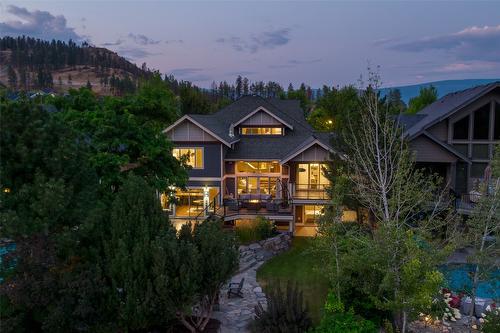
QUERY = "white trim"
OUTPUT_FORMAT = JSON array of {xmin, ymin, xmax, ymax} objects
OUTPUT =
[
  {"xmin": 280, "ymin": 139, "xmax": 335, "ymax": 164},
  {"xmin": 232, "ymin": 107, "xmax": 294, "ymax": 129},
  {"xmin": 187, "ymin": 177, "xmax": 222, "ymax": 181},
  {"xmin": 163, "ymin": 115, "xmax": 234, "ymax": 147}
]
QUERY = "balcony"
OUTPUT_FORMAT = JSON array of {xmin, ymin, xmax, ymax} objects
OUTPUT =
[
  {"xmin": 290, "ymin": 183, "xmax": 329, "ymax": 200},
  {"xmin": 221, "ymin": 196, "xmax": 292, "ymax": 217}
]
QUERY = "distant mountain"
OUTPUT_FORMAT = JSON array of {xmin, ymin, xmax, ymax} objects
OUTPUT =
[
  {"xmin": 379, "ymin": 79, "xmax": 500, "ymax": 104},
  {"xmin": 0, "ymin": 36, "xmax": 151, "ymax": 95}
]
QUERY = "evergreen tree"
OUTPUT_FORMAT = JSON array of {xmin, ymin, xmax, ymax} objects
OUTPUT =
[
  {"xmin": 7, "ymin": 65, "xmax": 17, "ymax": 88},
  {"xmin": 102, "ymin": 175, "xmax": 178, "ymax": 330},
  {"xmin": 86, "ymin": 79, "xmax": 92, "ymax": 90},
  {"xmin": 235, "ymin": 75, "xmax": 243, "ymax": 98},
  {"xmin": 243, "ymin": 77, "xmax": 249, "ymax": 95}
]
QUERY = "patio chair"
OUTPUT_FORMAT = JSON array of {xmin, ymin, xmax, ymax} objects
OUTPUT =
[{"xmin": 227, "ymin": 278, "xmax": 245, "ymax": 298}]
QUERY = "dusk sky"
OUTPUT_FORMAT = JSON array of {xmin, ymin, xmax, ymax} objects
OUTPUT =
[{"xmin": 1, "ymin": 1, "xmax": 500, "ymax": 88}]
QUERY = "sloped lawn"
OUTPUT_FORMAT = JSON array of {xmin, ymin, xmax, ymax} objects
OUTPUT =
[{"xmin": 256, "ymin": 237, "xmax": 329, "ymax": 324}]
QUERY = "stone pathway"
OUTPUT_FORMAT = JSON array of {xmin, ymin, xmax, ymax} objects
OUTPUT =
[{"xmin": 212, "ymin": 233, "xmax": 291, "ymax": 333}]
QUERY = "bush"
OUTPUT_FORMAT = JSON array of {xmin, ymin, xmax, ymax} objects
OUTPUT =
[
  {"xmin": 256, "ymin": 216, "xmax": 275, "ymax": 239},
  {"xmin": 251, "ymin": 280, "xmax": 312, "ymax": 333},
  {"xmin": 311, "ymin": 291, "xmax": 377, "ymax": 333},
  {"xmin": 235, "ymin": 217, "xmax": 275, "ymax": 244},
  {"xmin": 311, "ymin": 311, "xmax": 377, "ymax": 333},
  {"xmin": 482, "ymin": 306, "xmax": 500, "ymax": 333}
]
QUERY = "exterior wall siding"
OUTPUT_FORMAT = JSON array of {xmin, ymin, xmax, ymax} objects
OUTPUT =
[
  {"xmin": 289, "ymin": 144, "xmax": 329, "ymax": 162},
  {"xmin": 174, "ymin": 142, "xmax": 222, "ymax": 178},
  {"xmin": 410, "ymin": 136, "xmax": 457, "ymax": 163},
  {"xmin": 240, "ymin": 110, "xmax": 282, "ymax": 126},
  {"xmin": 427, "ymin": 120, "xmax": 448, "ymax": 141},
  {"xmin": 166, "ymin": 119, "xmax": 218, "ymax": 142}
]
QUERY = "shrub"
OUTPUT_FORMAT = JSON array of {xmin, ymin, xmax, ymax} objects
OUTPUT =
[
  {"xmin": 311, "ymin": 291, "xmax": 377, "ymax": 333},
  {"xmin": 235, "ymin": 217, "xmax": 275, "ymax": 244},
  {"xmin": 482, "ymin": 305, "xmax": 500, "ymax": 333},
  {"xmin": 311, "ymin": 311, "xmax": 377, "ymax": 333},
  {"xmin": 256, "ymin": 216, "xmax": 275, "ymax": 239},
  {"xmin": 251, "ymin": 280, "xmax": 312, "ymax": 333}
]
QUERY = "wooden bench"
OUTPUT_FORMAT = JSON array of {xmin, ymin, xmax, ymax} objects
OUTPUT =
[{"xmin": 227, "ymin": 278, "xmax": 244, "ymax": 298}]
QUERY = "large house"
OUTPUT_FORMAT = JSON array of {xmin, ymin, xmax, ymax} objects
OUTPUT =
[
  {"xmin": 400, "ymin": 81, "xmax": 500, "ymax": 212},
  {"xmin": 162, "ymin": 96, "xmax": 349, "ymax": 236}
]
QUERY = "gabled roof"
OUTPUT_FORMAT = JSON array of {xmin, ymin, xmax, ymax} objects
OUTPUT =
[
  {"xmin": 280, "ymin": 135, "xmax": 336, "ymax": 164},
  {"xmin": 421, "ymin": 131, "xmax": 471, "ymax": 164},
  {"xmin": 163, "ymin": 95, "xmax": 337, "ymax": 161},
  {"xmin": 232, "ymin": 106, "xmax": 294, "ymax": 129},
  {"xmin": 162, "ymin": 114, "xmax": 238, "ymax": 147},
  {"xmin": 402, "ymin": 81, "xmax": 500, "ymax": 139}
]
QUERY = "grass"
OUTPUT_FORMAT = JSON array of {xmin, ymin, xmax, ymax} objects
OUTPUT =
[{"xmin": 256, "ymin": 237, "xmax": 330, "ymax": 325}]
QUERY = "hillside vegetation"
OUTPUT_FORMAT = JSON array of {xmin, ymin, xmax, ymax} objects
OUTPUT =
[{"xmin": 0, "ymin": 36, "xmax": 151, "ymax": 95}]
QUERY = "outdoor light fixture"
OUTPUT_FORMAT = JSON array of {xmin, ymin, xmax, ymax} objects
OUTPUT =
[
  {"xmin": 3, "ymin": 188, "xmax": 11, "ymax": 193},
  {"xmin": 203, "ymin": 185, "xmax": 209, "ymax": 210}
]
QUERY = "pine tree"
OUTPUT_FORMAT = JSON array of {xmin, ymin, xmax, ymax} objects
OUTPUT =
[
  {"xmin": 86, "ymin": 79, "xmax": 92, "ymax": 90},
  {"xmin": 7, "ymin": 65, "xmax": 17, "ymax": 88},
  {"xmin": 243, "ymin": 77, "xmax": 249, "ymax": 96},
  {"xmin": 235, "ymin": 75, "xmax": 243, "ymax": 98}
]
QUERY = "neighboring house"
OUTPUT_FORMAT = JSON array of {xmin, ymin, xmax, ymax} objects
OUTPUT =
[
  {"xmin": 399, "ymin": 81, "xmax": 500, "ymax": 213},
  {"xmin": 163, "ymin": 96, "xmax": 349, "ymax": 236}
]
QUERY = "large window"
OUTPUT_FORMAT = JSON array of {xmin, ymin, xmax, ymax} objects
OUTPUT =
[
  {"xmin": 453, "ymin": 116, "xmax": 469, "ymax": 140},
  {"xmin": 173, "ymin": 148, "xmax": 203, "ymax": 169},
  {"xmin": 237, "ymin": 176, "xmax": 278, "ymax": 196},
  {"xmin": 172, "ymin": 187, "xmax": 218, "ymax": 217},
  {"xmin": 495, "ymin": 102, "xmax": 500, "ymax": 140},
  {"xmin": 241, "ymin": 127, "xmax": 283, "ymax": 135},
  {"xmin": 303, "ymin": 205, "xmax": 324, "ymax": 224},
  {"xmin": 296, "ymin": 163, "xmax": 329, "ymax": 190},
  {"xmin": 473, "ymin": 104, "xmax": 490, "ymax": 140},
  {"xmin": 236, "ymin": 161, "xmax": 280, "ymax": 173}
]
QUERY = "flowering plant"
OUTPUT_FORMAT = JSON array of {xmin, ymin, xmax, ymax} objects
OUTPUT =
[
  {"xmin": 479, "ymin": 303, "xmax": 499, "ymax": 333},
  {"xmin": 430, "ymin": 288, "xmax": 462, "ymax": 322}
]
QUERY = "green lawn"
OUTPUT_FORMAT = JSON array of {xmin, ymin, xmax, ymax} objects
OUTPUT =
[{"xmin": 256, "ymin": 237, "xmax": 330, "ymax": 325}]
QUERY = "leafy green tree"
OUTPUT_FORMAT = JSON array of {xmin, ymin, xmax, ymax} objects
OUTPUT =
[
  {"xmin": 407, "ymin": 86, "xmax": 437, "ymax": 114},
  {"xmin": 308, "ymin": 85, "xmax": 360, "ymax": 132},
  {"xmin": 315, "ymin": 70, "xmax": 457, "ymax": 332},
  {"xmin": 170, "ymin": 219, "xmax": 239, "ymax": 332},
  {"xmin": 463, "ymin": 147, "xmax": 499, "ymax": 317}
]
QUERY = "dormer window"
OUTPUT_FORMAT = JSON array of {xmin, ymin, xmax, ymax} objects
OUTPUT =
[{"xmin": 240, "ymin": 127, "xmax": 283, "ymax": 135}]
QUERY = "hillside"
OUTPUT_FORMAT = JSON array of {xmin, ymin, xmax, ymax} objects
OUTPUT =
[
  {"xmin": 379, "ymin": 79, "xmax": 500, "ymax": 104},
  {"xmin": 0, "ymin": 36, "xmax": 150, "ymax": 95}
]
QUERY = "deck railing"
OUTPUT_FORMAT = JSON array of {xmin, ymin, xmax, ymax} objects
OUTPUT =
[
  {"xmin": 291, "ymin": 183, "xmax": 329, "ymax": 200},
  {"xmin": 222, "ymin": 197, "xmax": 292, "ymax": 216}
]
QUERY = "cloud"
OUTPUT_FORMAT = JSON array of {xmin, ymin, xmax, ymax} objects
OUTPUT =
[
  {"xmin": 169, "ymin": 68, "xmax": 204, "ymax": 76},
  {"xmin": 0, "ymin": 5, "xmax": 83, "ymax": 41},
  {"xmin": 216, "ymin": 28, "xmax": 291, "ymax": 53},
  {"xmin": 165, "ymin": 39, "xmax": 184, "ymax": 44},
  {"xmin": 225, "ymin": 71, "xmax": 257, "ymax": 76},
  {"xmin": 127, "ymin": 33, "xmax": 160, "ymax": 45},
  {"xmin": 269, "ymin": 58, "xmax": 322, "ymax": 69},
  {"xmin": 288, "ymin": 58, "xmax": 322, "ymax": 65},
  {"xmin": 102, "ymin": 39, "xmax": 124, "ymax": 46},
  {"xmin": 386, "ymin": 25, "xmax": 500, "ymax": 62},
  {"xmin": 433, "ymin": 61, "xmax": 500, "ymax": 74},
  {"xmin": 118, "ymin": 47, "xmax": 157, "ymax": 60}
]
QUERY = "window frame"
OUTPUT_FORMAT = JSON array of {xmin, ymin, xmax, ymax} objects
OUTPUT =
[
  {"xmin": 172, "ymin": 147, "xmax": 204, "ymax": 169},
  {"xmin": 240, "ymin": 127, "xmax": 283, "ymax": 136}
]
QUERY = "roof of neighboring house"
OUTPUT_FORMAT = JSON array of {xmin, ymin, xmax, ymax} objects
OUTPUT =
[
  {"xmin": 400, "ymin": 81, "xmax": 500, "ymax": 139},
  {"xmin": 165, "ymin": 95, "xmax": 335, "ymax": 161}
]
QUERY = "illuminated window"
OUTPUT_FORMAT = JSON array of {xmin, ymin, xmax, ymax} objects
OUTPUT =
[
  {"xmin": 173, "ymin": 148, "xmax": 203, "ymax": 169},
  {"xmin": 241, "ymin": 127, "xmax": 283, "ymax": 135},
  {"xmin": 236, "ymin": 161, "xmax": 280, "ymax": 173}
]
